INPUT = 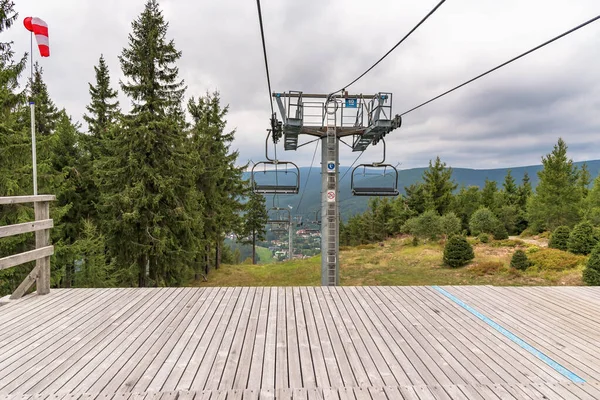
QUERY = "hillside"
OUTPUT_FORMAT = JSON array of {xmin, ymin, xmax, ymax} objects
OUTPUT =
[{"xmin": 245, "ymin": 160, "xmax": 600, "ymax": 221}]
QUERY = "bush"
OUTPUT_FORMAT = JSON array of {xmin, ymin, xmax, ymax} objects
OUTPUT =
[
  {"xmin": 440, "ymin": 212, "xmax": 462, "ymax": 237},
  {"xmin": 470, "ymin": 261, "xmax": 503, "ymax": 276},
  {"xmin": 510, "ymin": 250, "xmax": 531, "ymax": 271},
  {"xmin": 493, "ymin": 224, "xmax": 509, "ymax": 240},
  {"xmin": 469, "ymin": 207, "xmax": 500, "ymax": 236},
  {"xmin": 583, "ymin": 245, "xmax": 600, "ymax": 285},
  {"xmin": 528, "ymin": 248, "xmax": 586, "ymax": 271},
  {"xmin": 443, "ymin": 235, "xmax": 475, "ymax": 268},
  {"xmin": 402, "ymin": 210, "xmax": 442, "ymax": 240},
  {"xmin": 567, "ymin": 221, "xmax": 598, "ymax": 255},
  {"xmin": 411, "ymin": 236, "xmax": 419, "ymax": 246},
  {"xmin": 478, "ymin": 233, "xmax": 490, "ymax": 243},
  {"xmin": 549, "ymin": 226, "xmax": 570, "ymax": 251}
]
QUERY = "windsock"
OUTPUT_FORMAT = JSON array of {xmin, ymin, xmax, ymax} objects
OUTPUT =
[{"xmin": 23, "ymin": 17, "xmax": 49, "ymax": 57}]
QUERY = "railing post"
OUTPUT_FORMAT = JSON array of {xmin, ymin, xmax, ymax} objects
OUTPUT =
[{"xmin": 35, "ymin": 200, "xmax": 51, "ymax": 295}]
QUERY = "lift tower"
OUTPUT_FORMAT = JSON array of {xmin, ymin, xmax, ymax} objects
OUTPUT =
[{"xmin": 272, "ymin": 91, "xmax": 402, "ymax": 285}]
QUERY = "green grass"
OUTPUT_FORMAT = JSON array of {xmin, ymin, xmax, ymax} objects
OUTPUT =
[
  {"xmin": 255, "ymin": 246, "xmax": 274, "ymax": 264},
  {"xmin": 192, "ymin": 237, "xmax": 586, "ymax": 287}
]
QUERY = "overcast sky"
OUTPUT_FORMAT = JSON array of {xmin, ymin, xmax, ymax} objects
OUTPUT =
[{"xmin": 5, "ymin": 0, "xmax": 600, "ymax": 169}]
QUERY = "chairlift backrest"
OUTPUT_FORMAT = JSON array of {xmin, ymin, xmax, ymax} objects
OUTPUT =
[
  {"xmin": 251, "ymin": 161, "xmax": 300, "ymax": 195},
  {"xmin": 350, "ymin": 163, "xmax": 399, "ymax": 197}
]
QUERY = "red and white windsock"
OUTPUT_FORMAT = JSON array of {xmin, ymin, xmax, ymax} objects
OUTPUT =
[{"xmin": 23, "ymin": 17, "xmax": 50, "ymax": 57}]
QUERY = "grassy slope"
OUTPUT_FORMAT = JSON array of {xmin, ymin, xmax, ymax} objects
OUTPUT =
[
  {"xmin": 194, "ymin": 237, "xmax": 586, "ymax": 287},
  {"xmin": 256, "ymin": 246, "xmax": 274, "ymax": 264}
]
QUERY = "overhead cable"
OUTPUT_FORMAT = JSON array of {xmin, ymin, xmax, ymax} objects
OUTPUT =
[{"xmin": 401, "ymin": 14, "xmax": 600, "ymax": 116}]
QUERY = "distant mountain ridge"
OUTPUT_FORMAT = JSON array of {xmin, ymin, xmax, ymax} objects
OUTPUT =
[{"xmin": 243, "ymin": 160, "xmax": 600, "ymax": 222}]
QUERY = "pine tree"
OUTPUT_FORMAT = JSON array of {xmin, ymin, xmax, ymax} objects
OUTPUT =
[
  {"xmin": 443, "ymin": 235, "xmax": 474, "ymax": 268},
  {"xmin": 481, "ymin": 179, "xmax": 499, "ymax": 211},
  {"xmin": 28, "ymin": 63, "xmax": 59, "ymax": 137},
  {"xmin": 422, "ymin": 156, "xmax": 457, "ymax": 215},
  {"xmin": 404, "ymin": 183, "xmax": 427, "ymax": 215},
  {"xmin": 583, "ymin": 244, "xmax": 600, "ymax": 285},
  {"xmin": 240, "ymin": 189, "xmax": 268, "ymax": 264},
  {"xmin": 98, "ymin": 0, "xmax": 200, "ymax": 287},
  {"xmin": 451, "ymin": 185, "xmax": 481, "ymax": 233},
  {"xmin": 517, "ymin": 172, "xmax": 533, "ymax": 209},
  {"xmin": 578, "ymin": 162, "xmax": 591, "ymax": 199},
  {"xmin": 567, "ymin": 221, "xmax": 597, "ymax": 255},
  {"xmin": 527, "ymin": 138, "xmax": 581, "ymax": 232},
  {"xmin": 83, "ymin": 54, "xmax": 120, "ymax": 160},
  {"xmin": 502, "ymin": 170, "xmax": 518, "ymax": 205},
  {"xmin": 584, "ymin": 175, "xmax": 600, "ymax": 226},
  {"xmin": 187, "ymin": 92, "xmax": 246, "ymax": 273}
]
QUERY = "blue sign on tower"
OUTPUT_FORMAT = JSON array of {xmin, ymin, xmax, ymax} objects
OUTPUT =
[
  {"xmin": 327, "ymin": 161, "xmax": 335, "ymax": 173},
  {"xmin": 345, "ymin": 98, "xmax": 357, "ymax": 108}
]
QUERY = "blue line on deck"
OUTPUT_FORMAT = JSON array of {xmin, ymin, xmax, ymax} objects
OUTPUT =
[{"xmin": 432, "ymin": 286, "xmax": 586, "ymax": 384}]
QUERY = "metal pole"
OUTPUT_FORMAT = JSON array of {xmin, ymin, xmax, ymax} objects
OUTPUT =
[
  {"xmin": 30, "ymin": 32, "xmax": 37, "ymax": 196},
  {"xmin": 320, "ymin": 131, "xmax": 339, "ymax": 286},
  {"xmin": 288, "ymin": 217, "xmax": 293, "ymax": 261}
]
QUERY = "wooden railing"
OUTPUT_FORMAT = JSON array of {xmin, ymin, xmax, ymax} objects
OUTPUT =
[{"xmin": 0, "ymin": 195, "xmax": 55, "ymax": 300}]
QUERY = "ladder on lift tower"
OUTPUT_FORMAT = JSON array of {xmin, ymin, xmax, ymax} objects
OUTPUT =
[{"xmin": 325, "ymin": 100, "xmax": 337, "ymax": 286}]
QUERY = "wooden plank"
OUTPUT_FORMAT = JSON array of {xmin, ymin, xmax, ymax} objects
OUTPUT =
[
  {"xmin": 230, "ymin": 287, "xmax": 264, "ymax": 390},
  {"xmin": 307, "ymin": 388, "xmax": 324, "ymax": 400},
  {"xmin": 0, "ymin": 195, "xmax": 55, "ymax": 204},
  {"xmin": 215, "ymin": 287, "xmax": 258, "ymax": 390},
  {"xmin": 393, "ymin": 287, "xmax": 495, "ymax": 386},
  {"xmin": 425, "ymin": 286, "xmax": 563, "ymax": 384},
  {"xmin": 34, "ymin": 201, "xmax": 51, "ymax": 295},
  {"xmin": 298, "ymin": 287, "xmax": 333, "ymax": 388},
  {"xmin": 286, "ymin": 287, "xmax": 303, "ymax": 389},
  {"xmin": 364, "ymin": 287, "xmax": 453, "ymax": 386},
  {"xmin": 260, "ymin": 287, "xmax": 278, "ymax": 389},
  {"xmin": 317, "ymin": 287, "xmax": 371, "ymax": 386},
  {"xmin": 0, "ymin": 289, "xmax": 115, "ymax": 374},
  {"xmin": 82, "ymin": 288, "xmax": 199, "ymax": 394},
  {"xmin": 351, "ymin": 387, "xmax": 371, "ymax": 400},
  {"xmin": 321, "ymin": 388, "xmax": 339, "ymax": 400},
  {"xmin": 244, "ymin": 288, "xmax": 270, "ymax": 389},
  {"xmin": 0, "ymin": 288, "xmax": 155, "ymax": 393},
  {"xmin": 10, "ymin": 263, "xmax": 40, "ymax": 300},
  {"xmin": 292, "ymin": 388, "xmax": 308, "ymax": 400},
  {"xmin": 146, "ymin": 287, "xmax": 222, "ymax": 392},
  {"xmin": 175, "ymin": 287, "xmax": 237, "ymax": 391},
  {"xmin": 0, "ymin": 219, "xmax": 53, "ymax": 239},
  {"xmin": 367, "ymin": 386, "xmax": 387, "ymax": 400},
  {"xmin": 0, "ymin": 245, "xmax": 53, "ymax": 271},
  {"xmin": 0, "ymin": 288, "xmax": 73, "ymax": 327},
  {"xmin": 275, "ymin": 288, "xmax": 289, "ymax": 389},
  {"xmin": 243, "ymin": 388, "xmax": 260, "ymax": 400},
  {"xmin": 5, "ymin": 288, "xmax": 167, "ymax": 395},
  {"xmin": 292, "ymin": 287, "xmax": 315, "ymax": 388},
  {"xmin": 330, "ymin": 288, "xmax": 393, "ymax": 386},
  {"xmin": 451, "ymin": 286, "xmax": 600, "ymax": 380},
  {"xmin": 308, "ymin": 287, "xmax": 357, "ymax": 387},
  {"xmin": 194, "ymin": 287, "xmax": 250, "ymax": 391},
  {"xmin": 344, "ymin": 287, "xmax": 423, "ymax": 386},
  {"xmin": 403, "ymin": 287, "xmax": 522, "ymax": 385}
]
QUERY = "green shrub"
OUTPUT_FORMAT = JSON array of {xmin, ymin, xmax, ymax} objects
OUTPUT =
[
  {"xmin": 583, "ymin": 245, "xmax": 600, "ymax": 285},
  {"xmin": 528, "ymin": 248, "xmax": 586, "ymax": 271},
  {"xmin": 443, "ymin": 235, "xmax": 475, "ymax": 268},
  {"xmin": 493, "ymin": 223, "xmax": 509, "ymax": 240},
  {"xmin": 440, "ymin": 212, "xmax": 462, "ymax": 237},
  {"xmin": 470, "ymin": 261, "xmax": 503, "ymax": 276},
  {"xmin": 469, "ymin": 207, "xmax": 500, "ymax": 236},
  {"xmin": 567, "ymin": 221, "xmax": 598, "ymax": 255},
  {"xmin": 510, "ymin": 250, "xmax": 531, "ymax": 271},
  {"xmin": 490, "ymin": 239, "xmax": 524, "ymax": 248},
  {"xmin": 402, "ymin": 210, "xmax": 442, "ymax": 240},
  {"xmin": 478, "ymin": 233, "xmax": 490, "ymax": 243},
  {"xmin": 549, "ymin": 226, "xmax": 570, "ymax": 251},
  {"xmin": 411, "ymin": 236, "xmax": 419, "ymax": 246}
]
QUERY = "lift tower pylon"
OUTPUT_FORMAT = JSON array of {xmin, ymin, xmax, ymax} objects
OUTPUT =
[{"xmin": 271, "ymin": 91, "xmax": 402, "ymax": 285}]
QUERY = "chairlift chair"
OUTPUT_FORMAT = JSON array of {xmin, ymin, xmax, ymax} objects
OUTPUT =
[
  {"xmin": 349, "ymin": 138, "xmax": 399, "ymax": 197},
  {"xmin": 267, "ymin": 207, "xmax": 291, "ymax": 233},
  {"xmin": 251, "ymin": 132, "xmax": 301, "ymax": 195}
]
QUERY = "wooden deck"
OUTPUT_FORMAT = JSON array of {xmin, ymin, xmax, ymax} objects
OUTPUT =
[{"xmin": 1, "ymin": 286, "xmax": 600, "ymax": 399}]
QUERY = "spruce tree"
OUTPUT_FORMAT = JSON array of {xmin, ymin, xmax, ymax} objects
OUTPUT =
[
  {"xmin": 451, "ymin": 185, "xmax": 481, "ymax": 233},
  {"xmin": 578, "ymin": 163, "xmax": 591, "ymax": 199},
  {"xmin": 98, "ymin": 0, "xmax": 200, "ymax": 287},
  {"xmin": 443, "ymin": 235, "xmax": 474, "ymax": 268},
  {"xmin": 567, "ymin": 221, "xmax": 597, "ymax": 255},
  {"xmin": 583, "ymin": 244, "xmax": 600, "ymax": 285},
  {"xmin": 502, "ymin": 170, "xmax": 518, "ymax": 205},
  {"xmin": 527, "ymin": 138, "xmax": 581, "ymax": 232},
  {"xmin": 240, "ymin": 188, "xmax": 268, "ymax": 264},
  {"xmin": 83, "ymin": 54, "xmax": 120, "ymax": 159},
  {"xmin": 422, "ymin": 156, "xmax": 457, "ymax": 215},
  {"xmin": 188, "ymin": 92, "xmax": 246, "ymax": 272},
  {"xmin": 549, "ymin": 226, "xmax": 570, "ymax": 251},
  {"xmin": 481, "ymin": 179, "xmax": 499, "ymax": 211},
  {"xmin": 28, "ymin": 63, "xmax": 59, "ymax": 137}
]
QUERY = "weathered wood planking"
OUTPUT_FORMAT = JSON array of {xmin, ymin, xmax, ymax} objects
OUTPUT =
[{"xmin": 1, "ymin": 287, "xmax": 600, "ymax": 400}]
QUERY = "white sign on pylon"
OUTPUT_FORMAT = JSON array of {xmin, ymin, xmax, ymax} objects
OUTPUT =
[{"xmin": 327, "ymin": 190, "xmax": 336, "ymax": 202}]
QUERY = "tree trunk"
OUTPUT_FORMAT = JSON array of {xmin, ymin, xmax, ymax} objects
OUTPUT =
[
  {"xmin": 149, "ymin": 255, "xmax": 158, "ymax": 286},
  {"xmin": 215, "ymin": 240, "xmax": 220, "ymax": 270},
  {"xmin": 252, "ymin": 231, "xmax": 256, "ymax": 265},
  {"xmin": 204, "ymin": 244, "xmax": 210, "ymax": 276},
  {"xmin": 138, "ymin": 254, "xmax": 147, "ymax": 288}
]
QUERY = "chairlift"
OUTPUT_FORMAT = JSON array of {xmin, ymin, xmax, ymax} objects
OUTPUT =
[
  {"xmin": 350, "ymin": 139, "xmax": 399, "ymax": 197},
  {"xmin": 251, "ymin": 132, "xmax": 300, "ymax": 195},
  {"xmin": 267, "ymin": 207, "xmax": 291, "ymax": 233}
]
